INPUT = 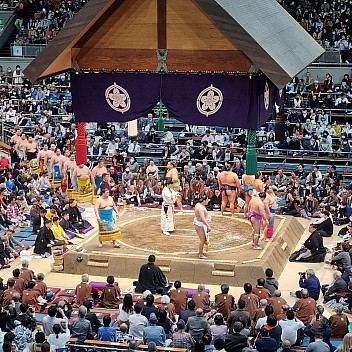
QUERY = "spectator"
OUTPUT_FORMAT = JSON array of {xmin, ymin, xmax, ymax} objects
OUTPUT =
[
  {"xmin": 224, "ymin": 321, "xmax": 247, "ymax": 352},
  {"xmin": 239, "ymin": 283, "xmax": 259, "ymax": 318},
  {"xmin": 141, "ymin": 294, "xmax": 158, "ymax": 320},
  {"xmin": 47, "ymin": 323, "xmax": 70, "ymax": 350},
  {"xmin": 98, "ymin": 315, "xmax": 116, "ymax": 342},
  {"xmin": 179, "ymin": 299, "xmax": 196, "ymax": 324},
  {"xmin": 170, "ymin": 319, "xmax": 195, "ymax": 350},
  {"xmin": 304, "ymin": 320, "xmax": 332, "ymax": 352},
  {"xmin": 116, "ymin": 323, "xmax": 135, "ymax": 343},
  {"xmin": 42, "ymin": 305, "xmax": 68, "ymax": 336},
  {"xmin": 323, "ymin": 270, "xmax": 348, "ymax": 303},
  {"xmin": 255, "ymin": 327, "xmax": 278, "ymax": 352},
  {"xmin": 278, "ymin": 309, "xmax": 304, "ymax": 345},
  {"xmin": 299, "ymin": 269, "xmax": 321, "ymax": 301},
  {"xmin": 143, "ymin": 313, "xmax": 166, "ymax": 346},
  {"xmin": 186, "ymin": 308, "xmax": 209, "ymax": 340},
  {"xmin": 128, "ymin": 303, "xmax": 149, "ymax": 340},
  {"xmin": 329, "ymin": 305, "xmax": 349, "ymax": 338},
  {"xmin": 69, "ymin": 306, "xmax": 93, "ymax": 343}
]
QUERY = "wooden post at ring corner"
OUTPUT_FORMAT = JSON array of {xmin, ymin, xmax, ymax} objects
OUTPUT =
[{"xmin": 76, "ymin": 122, "xmax": 87, "ymax": 165}]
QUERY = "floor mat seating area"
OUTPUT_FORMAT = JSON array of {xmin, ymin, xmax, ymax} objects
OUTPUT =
[{"xmin": 13, "ymin": 226, "xmax": 36, "ymax": 248}]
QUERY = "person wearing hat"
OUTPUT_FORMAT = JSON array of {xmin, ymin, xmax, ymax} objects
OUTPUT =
[{"xmin": 142, "ymin": 313, "xmax": 165, "ymax": 346}]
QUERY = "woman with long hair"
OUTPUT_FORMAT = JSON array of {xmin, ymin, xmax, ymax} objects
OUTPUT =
[
  {"xmin": 118, "ymin": 293, "xmax": 134, "ymax": 324},
  {"xmin": 336, "ymin": 333, "xmax": 352, "ymax": 352}
]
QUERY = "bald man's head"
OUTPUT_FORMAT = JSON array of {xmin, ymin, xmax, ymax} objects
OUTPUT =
[
  {"xmin": 302, "ymin": 289, "xmax": 309, "ymax": 298},
  {"xmin": 196, "ymin": 308, "xmax": 203, "ymax": 316},
  {"xmin": 273, "ymin": 290, "xmax": 281, "ymax": 297}
]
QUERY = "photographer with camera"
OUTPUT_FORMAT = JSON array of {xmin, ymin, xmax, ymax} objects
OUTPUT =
[{"xmin": 299, "ymin": 269, "xmax": 321, "ymax": 301}]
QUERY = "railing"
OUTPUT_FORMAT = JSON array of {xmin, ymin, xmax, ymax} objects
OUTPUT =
[{"xmin": 11, "ymin": 43, "xmax": 47, "ymax": 57}]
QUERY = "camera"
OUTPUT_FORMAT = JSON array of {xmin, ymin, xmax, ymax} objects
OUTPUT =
[{"xmin": 299, "ymin": 272, "xmax": 306, "ymax": 279}]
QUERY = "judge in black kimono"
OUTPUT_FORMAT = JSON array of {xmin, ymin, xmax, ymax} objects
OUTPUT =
[
  {"xmin": 67, "ymin": 199, "xmax": 92, "ymax": 232},
  {"xmin": 34, "ymin": 219, "xmax": 55, "ymax": 257},
  {"xmin": 290, "ymin": 223, "xmax": 326, "ymax": 263},
  {"xmin": 135, "ymin": 255, "xmax": 169, "ymax": 294}
]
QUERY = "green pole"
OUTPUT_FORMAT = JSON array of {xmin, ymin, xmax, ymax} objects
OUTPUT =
[
  {"xmin": 246, "ymin": 129, "xmax": 258, "ymax": 175},
  {"xmin": 157, "ymin": 100, "xmax": 164, "ymax": 132}
]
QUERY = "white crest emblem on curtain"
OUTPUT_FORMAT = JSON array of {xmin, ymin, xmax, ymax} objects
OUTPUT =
[
  {"xmin": 196, "ymin": 84, "xmax": 223, "ymax": 117},
  {"xmin": 105, "ymin": 83, "xmax": 131, "ymax": 113}
]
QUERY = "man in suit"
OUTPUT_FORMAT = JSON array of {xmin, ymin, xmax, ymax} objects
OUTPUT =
[
  {"xmin": 0, "ymin": 236, "xmax": 10, "ymax": 269},
  {"xmin": 51, "ymin": 197, "xmax": 63, "ymax": 217},
  {"xmin": 32, "ymin": 209, "xmax": 47, "ymax": 235},
  {"xmin": 315, "ymin": 211, "xmax": 334, "ymax": 237},
  {"xmin": 0, "ymin": 207, "xmax": 12, "ymax": 230}
]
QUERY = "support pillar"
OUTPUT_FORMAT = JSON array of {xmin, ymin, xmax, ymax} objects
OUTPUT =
[
  {"xmin": 157, "ymin": 101, "xmax": 165, "ymax": 132},
  {"xmin": 275, "ymin": 113, "xmax": 286, "ymax": 142},
  {"xmin": 246, "ymin": 129, "xmax": 257, "ymax": 175},
  {"xmin": 76, "ymin": 122, "xmax": 87, "ymax": 165}
]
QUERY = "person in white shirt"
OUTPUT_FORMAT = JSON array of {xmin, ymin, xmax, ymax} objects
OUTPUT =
[
  {"xmin": 128, "ymin": 140, "xmax": 141, "ymax": 157},
  {"xmin": 214, "ymin": 130, "xmax": 225, "ymax": 146},
  {"xmin": 146, "ymin": 160, "xmax": 159, "ymax": 179},
  {"xmin": 279, "ymin": 310, "xmax": 304, "ymax": 345},
  {"xmin": 162, "ymin": 129, "xmax": 173, "ymax": 143},
  {"xmin": 106, "ymin": 139, "xmax": 119, "ymax": 156},
  {"xmin": 5, "ymin": 107, "xmax": 16, "ymax": 123},
  {"xmin": 128, "ymin": 303, "xmax": 149, "ymax": 340},
  {"xmin": 201, "ymin": 130, "xmax": 215, "ymax": 144},
  {"xmin": 335, "ymin": 93, "xmax": 349, "ymax": 107},
  {"xmin": 48, "ymin": 323, "xmax": 70, "ymax": 350},
  {"xmin": 38, "ymin": 114, "xmax": 48, "ymax": 126}
]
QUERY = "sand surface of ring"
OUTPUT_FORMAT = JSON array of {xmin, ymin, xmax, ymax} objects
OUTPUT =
[{"xmin": 119, "ymin": 213, "xmax": 252, "ymax": 253}]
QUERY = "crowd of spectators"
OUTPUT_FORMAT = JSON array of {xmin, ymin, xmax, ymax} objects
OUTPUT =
[
  {"xmin": 12, "ymin": 0, "xmax": 88, "ymax": 46},
  {"xmin": 279, "ymin": 0, "xmax": 352, "ymax": 53},
  {"xmin": 0, "ymin": 254, "xmax": 351, "ymax": 352}
]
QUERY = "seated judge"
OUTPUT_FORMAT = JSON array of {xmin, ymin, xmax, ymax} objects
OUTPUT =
[
  {"xmin": 33, "ymin": 219, "xmax": 55, "ymax": 258},
  {"xmin": 135, "ymin": 255, "xmax": 169, "ymax": 294},
  {"xmin": 290, "ymin": 223, "xmax": 326, "ymax": 263}
]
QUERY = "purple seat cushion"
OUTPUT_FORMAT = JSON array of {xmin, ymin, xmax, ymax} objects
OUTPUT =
[
  {"xmin": 90, "ymin": 281, "xmax": 119, "ymax": 290},
  {"xmin": 182, "ymin": 287, "xmax": 210, "ymax": 298}
]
